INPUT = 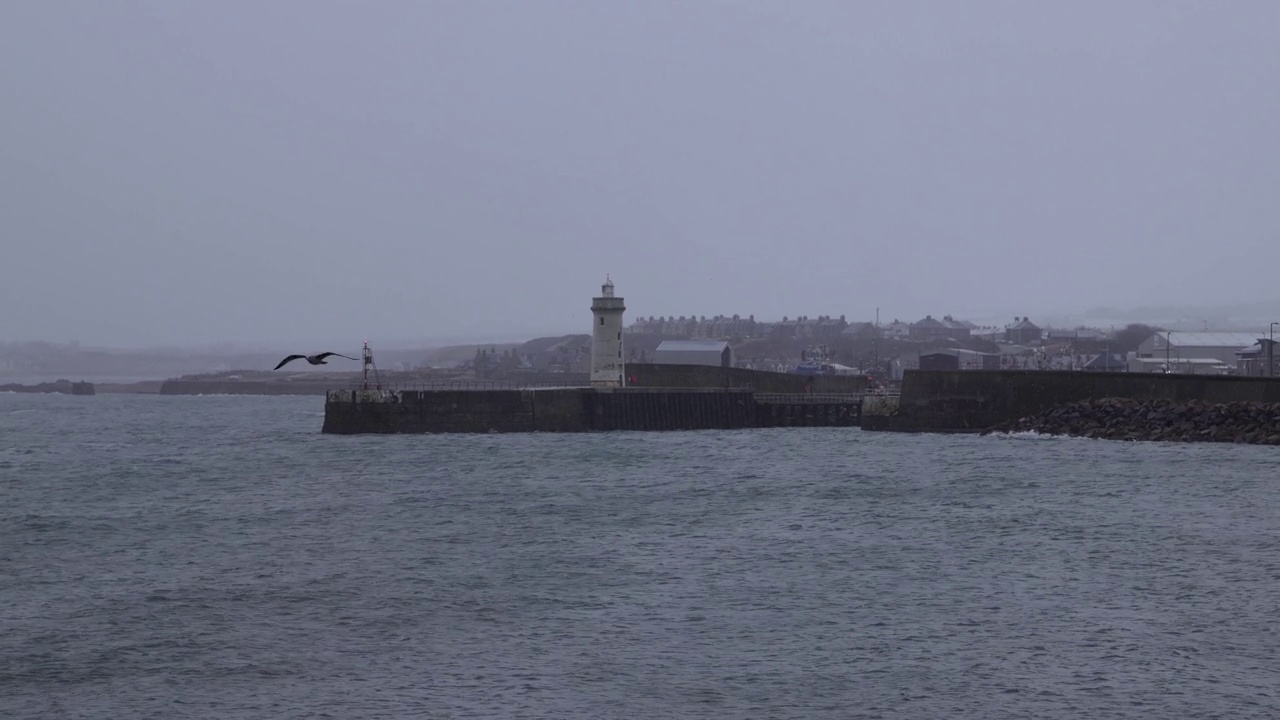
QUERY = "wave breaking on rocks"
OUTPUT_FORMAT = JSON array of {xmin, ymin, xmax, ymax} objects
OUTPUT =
[{"xmin": 981, "ymin": 397, "xmax": 1280, "ymax": 445}]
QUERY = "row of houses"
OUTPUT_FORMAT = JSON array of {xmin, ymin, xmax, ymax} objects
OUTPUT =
[
  {"xmin": 626, "ymin": 315, "xmax": 852, "ymax": 340},
  {"xmin": 628, "ymin": 313, "xmax": 1048, "ymax": 344},
  {"xmin": 900, "ymin": 315, "xmax": 976, "ymax": 342},
  {"xmin": 885, "ymin": 316, "xmax": 1110, "ymax": 347}
]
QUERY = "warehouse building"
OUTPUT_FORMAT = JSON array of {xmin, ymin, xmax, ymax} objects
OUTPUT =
[
  {"xmin": 1131, "ymin": 332, "xmax": 1261, "ymax": 374},
  {"xmin": 653, "ymin": 340, "xmax": 734, "ymax": 368}
]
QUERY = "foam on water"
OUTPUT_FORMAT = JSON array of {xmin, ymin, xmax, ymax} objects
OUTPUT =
[{"xmin": 991, "ymin": 429, "xmax": 1100, "ymax": 441}]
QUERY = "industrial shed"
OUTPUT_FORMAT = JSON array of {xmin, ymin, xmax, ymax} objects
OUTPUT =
[
  {"xmin": 653, "ymin": 340, "xmax": 734, "ymax": 368},
  {"xmin": 1132, "ymin": 332, "xmax": 1263, "ymax": 374},
  {"xmin": 919, "ymin": 349, "xmax": 1000, "ymax": 371}
]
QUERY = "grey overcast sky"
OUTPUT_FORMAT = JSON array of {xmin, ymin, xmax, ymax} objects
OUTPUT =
[{"xmin": 3, "ymin": 1, "xmax": 1279, "ymax": 348}]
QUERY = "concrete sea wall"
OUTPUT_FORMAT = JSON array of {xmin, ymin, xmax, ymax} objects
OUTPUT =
[
  {"xmin": 866, "ymin": 370, "xmax": 1280, "ymax": 433},
  {"xmin": 324, "ymin": 389, "xmax": 540, "ymax": 434},
  {"xmin": 159, "ymin": 364, "xmax": 864, "ymax": 397},
  {"xmin": 160, "ymin": 380, "xmax": 334, "ymax": 396},
  {"xmin": 322, "ymin": 387, "xmax": 862, "ymax": 434},
  {"xmin": 624, "ymin": 363, "xmax": 867, "ymax": 394}
]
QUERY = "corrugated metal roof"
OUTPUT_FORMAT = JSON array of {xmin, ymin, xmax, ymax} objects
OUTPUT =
[
  {"xmin": 920, "ymin": 348, "xmax": 998, "ymax": 358},
  {"xmin": 1133, "ymin": 357, "xmax": 1232, "ymax": 366},
  {"xmin": 1157, "ymin": 332, "xmax": 1262, "ymax": 349},
  {"xmin": 842, "ymin": 322, "xmax": 878, "ymax": 334},
  {"xmin": 1047, "ymin": 329, "xmax": 1103, "ymax": 339},
  {"xmin": 1236, "ymin": 340, "xmax": 1279, "ymax": 355},
  {"xmin": 655, "ymin": 340, "xmax": 730, "ymax": 352}
]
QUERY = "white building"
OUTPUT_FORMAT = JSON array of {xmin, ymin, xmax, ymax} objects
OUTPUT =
[
  {"xmin": 590, "ymin": 277, "xmax": 626, "ymax": 387},
  {"xmin": 653, "ymin": 340, "xmax": 734, "ymax": 368},
  {"xmin": 883, "ymin": 320, "xmax": 911, "ymax": 340}
]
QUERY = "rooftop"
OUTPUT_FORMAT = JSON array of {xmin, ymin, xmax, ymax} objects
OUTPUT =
[
  {"xmin": 1132, "ymin": 357, "xmax": 1233, "ymax": 366},
  {"xmin": 655, "ymin": 340, "xmax": 731, "ymax": 352},
  {"xmin": 913, "ymin": 316, "xmax": 947, "ymax": 328},
  {"xmin": 1155, "ymin": 332, "xmax": 1264, "ymax": 349}
]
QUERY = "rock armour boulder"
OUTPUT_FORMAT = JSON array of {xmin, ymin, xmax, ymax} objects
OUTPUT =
[{"xmin": 981, "ymin": 397, "xmax": 1280, "ymax": 445}]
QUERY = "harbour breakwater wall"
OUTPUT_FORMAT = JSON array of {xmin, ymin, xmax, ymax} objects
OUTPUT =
[
  {"xmin": 159, "ymin": 365, "xmax": 865, "ymax": 397},
  {"xmin": 863, "ymin": 370, "xmax": 1280, "ymax": 433},
  {"xmin": 322, "ymin": 387, "xmax": 863, "ymax": 434},
  {"xmin": 623, "ymin": 363, "xmax": 868, "ymax": 393},
  {"xmin": 159, "ymin": 379, "xmax": 334, "ymax": 396},
  {"xmin": 157, "ymin": 371, "xmax": 588, "ymax": 396}
]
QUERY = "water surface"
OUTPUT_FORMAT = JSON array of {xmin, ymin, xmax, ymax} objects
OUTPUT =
[{"xmin": 2, "ymin": 394, "xmax": 1278, "ymax": 718}]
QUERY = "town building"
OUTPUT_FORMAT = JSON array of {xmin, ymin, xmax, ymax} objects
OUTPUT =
[
  {"xmin": 800, "ymin": 315, "xmax": 849, "ymax": 339},
  {"xmin": 841, "ymin": 322, "xmax": 881, "ymax": 339},
  {"xmin": 1131, "ymin": 332, "xmax": 1260, "ymax": 374},
  {"xmin": 882, "ymin": 320, "xmax": 911, "ymax": 340},
  {"xmin": 1235, "ymin": 338, "xmax": 1280, "ymax": 377},
  {"xmin": 1082, "ymin": 353, "xmax": 1127, "ymax": 372},
  {"xmin": 918, "ymin": 349, "xmax": 1000, "ymax": 371},
  {"xmin": 1005, "ymin": 317, "xmax": 1043, "ymax": 345},
  {"xmin": 653, "ymin": 340, "xmax": 734, "ymax": 368},
  {"xmin": 1045, "ymin": 328, "xmax": 1104, "ymax": 343},
  {"xmin": 970, "ymin": 326, "xmax": 1005, "ymax": 342},
  {"xmin": 942, "ymin": 316, "xmax": 973, "ymax": 338},
  {"xmin": 909, "ymin": 315, "xmax": 972, "ymax": 342}
]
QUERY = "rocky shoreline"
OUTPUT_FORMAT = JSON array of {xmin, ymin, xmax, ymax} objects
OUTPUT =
[{"xmin": 983, "ymin": 397, "xmax": 1280, "ymax": 445}]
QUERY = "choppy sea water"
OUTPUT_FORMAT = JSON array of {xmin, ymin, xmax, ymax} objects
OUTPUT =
[{"xmin": 2, "ymin": 393, "xmax": 1278, "ymax": 719}]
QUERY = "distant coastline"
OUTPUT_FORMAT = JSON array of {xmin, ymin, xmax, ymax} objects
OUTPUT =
[{"xmin": 1, "ymin": 379, "xmax": 95, "ymax": 395}]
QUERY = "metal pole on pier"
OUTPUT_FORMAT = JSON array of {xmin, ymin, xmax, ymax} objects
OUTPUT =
[
  {"xmin": 874, "ymin": 307, "xmax": 879, "ymax": 371},
  {"xmin": 1270, "ymin": 322, "xmax": 1277, "ymax": 377}
]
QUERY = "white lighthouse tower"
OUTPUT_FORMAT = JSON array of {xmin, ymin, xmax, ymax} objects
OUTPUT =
[{"xmin": 590, "ymin": 276, "xmax": 626, "ymax": 388}]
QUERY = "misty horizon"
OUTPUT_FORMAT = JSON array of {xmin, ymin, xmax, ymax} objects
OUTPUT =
[
  {"xmin": 6, "ymin": 293, "xmax": 1280, "ymax": 355},
  {"xmin": 4, "ymin": 1, "xmax": 1278, "ymax": 349}
]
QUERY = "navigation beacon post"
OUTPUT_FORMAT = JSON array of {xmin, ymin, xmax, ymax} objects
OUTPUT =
[{"xmin": 361, "ymin": 340, "xmax": 381, "ymax": 391}]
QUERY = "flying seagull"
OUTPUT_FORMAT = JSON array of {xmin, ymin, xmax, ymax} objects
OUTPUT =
[{"xmin": 273, "ymin": 352, "xmax": 358, "ymax": 370}]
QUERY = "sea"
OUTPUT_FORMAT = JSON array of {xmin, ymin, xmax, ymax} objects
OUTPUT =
[{"xmin": 2, "ymin": 393, "xmax": 1278, "ymax": 719}]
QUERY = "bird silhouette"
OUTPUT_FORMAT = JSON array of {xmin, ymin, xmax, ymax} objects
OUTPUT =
[{"xmin": 273, "ymin": 352, "xmax": 358, "ymax": 370}]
